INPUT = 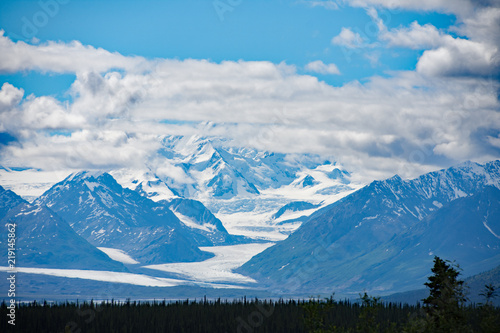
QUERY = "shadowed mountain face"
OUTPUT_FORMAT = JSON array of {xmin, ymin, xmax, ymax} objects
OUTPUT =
[
  {"xmin": 35, "ymin": 172, "xmax": 214, "ymax": 265},
  {"xmin": 0, "ymin": 185, "xmax": 24, "ymax": 218},
  {"xmin": 272, "ymin": 201, "xmax": 320, "ymax": 220},
  {"xmin": 238, "ymin": 161, "xmax": 500, "ymax": 295},
  {"xmin": 161, "ymin": 198, "xmax": 252, "ymax": 246},
  {"xmin": 0, "ymin": 186, "xmax": 126, "ymax": 271}
]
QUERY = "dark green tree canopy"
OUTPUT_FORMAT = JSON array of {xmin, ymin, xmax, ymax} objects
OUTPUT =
[{"xmin": 423, "ymin": 256, "xmax": 468, "ymax": 331}]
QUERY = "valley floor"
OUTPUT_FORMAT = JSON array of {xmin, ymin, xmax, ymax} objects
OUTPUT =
[{"xmin": 0, "ymin": 243, "xmax": 275, "ymax": 293}]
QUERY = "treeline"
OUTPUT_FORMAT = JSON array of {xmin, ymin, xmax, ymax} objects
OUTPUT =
[
  {"xmin": 0, "ymin": 295, "xmax": 497, "ymax": 333},
  {"xmin": 1, "ymin": 256, "xmax": 499, "ymax": 332},
  {"xmin": 0, "ymin": 297, "xmax": 421, "ymax": 333}
]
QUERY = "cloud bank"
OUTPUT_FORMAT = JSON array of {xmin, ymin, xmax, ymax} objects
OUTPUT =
[{"xmin": 0, "ymin": 0, "xmax": 499, "ymax": 182}]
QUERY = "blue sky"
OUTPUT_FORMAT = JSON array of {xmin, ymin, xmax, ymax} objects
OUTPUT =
[
  {"xmin": 0, "ymin": 0, "xmax": 498, "ymax": 180},
  {"xmin": 1, "ymin": 0, "xmax": 456, "ymax": 94}
]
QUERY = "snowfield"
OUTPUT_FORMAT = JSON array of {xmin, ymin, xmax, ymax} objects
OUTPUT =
[
  {"xmin": 0, "ymin": 243, "xmax": 275, "ymax": 289},
  {"xmin": 144, "ymin": 243, "xmax": 275, "ymax": 284},
  {"xmin": 0, "ymin": 266, "xmax": 184, "ymax": 287},
  {"xmin": 97, "ymin": 247, "xmax": 140, "ymax": 264},
  {"xmin": 0, "ymin": 169, "xmax": 70, "ymax": 202}
]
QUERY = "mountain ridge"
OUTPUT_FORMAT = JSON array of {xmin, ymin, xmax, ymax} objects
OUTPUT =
[
  {"xmin": 238, "ymin": 160, "xmax": 500, "ymax": 295},
  {"xmin": 0, "ymin": 185, "xmax": 127, "ymax": 271}
]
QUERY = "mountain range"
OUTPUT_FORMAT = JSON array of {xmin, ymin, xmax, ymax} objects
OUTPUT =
[
  {"xmin": 35, "ymin": 171, "xmax": 249, "ymax": 265},
  {"xmin": 0, "ymin": 186, "xmax": 126, "ymax": 271},
  {"xmin": 0, "ymin": 135, "xmax": 357, "ymax": 241},
  {"xmin": 237, "ymin": 160, "xmax": 500, "ymax": 296},
  {"xmin": 0, "ymin": 139, "xmax": 499, "ymax": 300},
  {"xmin": 111, "ymin": 135, "xmax": 354, "ymax": 207}
]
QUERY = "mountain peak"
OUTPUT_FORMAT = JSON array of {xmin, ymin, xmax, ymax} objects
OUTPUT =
[
  {"xmin": 387, "ymin": 174, "xmax": 402, "ymax": 182},
  {"xmin": 239, "ymin": 159, "xmax": 500, "ymax": 295},
  {"xmin": 66, "ymin": 170, "xmax": 107, "ymax": 182}
]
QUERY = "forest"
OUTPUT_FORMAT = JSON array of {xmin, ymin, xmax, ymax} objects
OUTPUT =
[{"xmin": 1, "ymin": 257, "xmax": 499, "ymax": 333}]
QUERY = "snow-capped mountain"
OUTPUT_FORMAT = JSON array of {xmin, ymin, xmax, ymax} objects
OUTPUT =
[
  {"xmin": 0, "ymin": 184, "xmax": 24, "ymax": 218},
  {"xmin": 35, "ymin": 171, "xmax": 217, "ymax": 264},
  {"xmin": 113, "ymin": 135, "xmax": 341, "ymax": 202},
  {"xmin": 0, "ymin": 186, "xmax": 126, "ymax": 270},
  {"xmin": 238, "ymin": 160, "xmax": 500, "ymax": 296},
  {"xmin": 1, "ymin": 135, "xmax": 359, "ymax": 241},
  {"xmin": 112, "ymin": 135, "xmax": 359, "ymax": 240}
]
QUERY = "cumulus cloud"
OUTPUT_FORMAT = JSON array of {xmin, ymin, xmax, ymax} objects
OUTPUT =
[
  {"xmin": 0, "ymin": 30, "xmax": 148, "ymax": 74},
  {"xmin": 0, "ymin": 32, "xmax": 499, "ymax": 180},
  {"xmin": 0, "ymin": 83, "xmax": 23, "ymax": 113},
  {"xmin": 331, "ymin": 27, "xmax": 365, "ymax": 48},
  {"xmin": 365, "ymin": 5, "xmax": 500, "ymax": 78},
  {"xmin": 305, "ymin": 60, "xmax": 341, "ymax": 75},
  {"xmin": 417, "ymin": 38, "xmax": 498, "ymax": 77},
  {"xmin": 2, "ymin": 129, "xmax": 162, "ymax": 171},
  {"xmin": 8, "ymin": 60, "xmax": 499, "ymax": 178},
  {"xmin": 381, "ymin": 21, "xmax": 443, "ymax": 49},
  {"xmin": 17, "ymin": 96, "xmax": 85, "ymax": 130}
]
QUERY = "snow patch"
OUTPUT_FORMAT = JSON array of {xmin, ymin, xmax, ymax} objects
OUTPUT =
[
  {"xmin": 432, "ymin": 201, "xmax": 443, "ymax": 208},
  {"xmin": 483, "ymin": 221, "xmax": 500, "ymax": 240},
  {"xmin": 279, "ymin": 263, "xmax": 289, "ymax": 271},
  {"xmin": 171, "ymin": 210, "xmax": 215, "ymax": 233},
  {"xmin": 97, "ymin": 247, "xmax": 140, "ymax": 264},
  {"xmin": 15, "ymin": 206, "xmax": 43, "ymax": 216},
  {"xmin": 84, "ymin": 181, "xmax": 100, "ymax": 191}
]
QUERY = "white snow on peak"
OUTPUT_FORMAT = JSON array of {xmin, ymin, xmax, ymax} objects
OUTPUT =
[
  {"xmin": 84, "ymin": 180, "xmax": 101, "ymax": 191},
  {"xmin": 110, "ymin": 168, "xmax": 177, "ymax": 202},
  {"xmin": 67, "ymin": 170, "xmax": 105, "ymax": 182}
]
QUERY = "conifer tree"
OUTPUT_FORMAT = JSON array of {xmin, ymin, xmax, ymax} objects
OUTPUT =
[
  {"xmin": 479, "ymin": 284, "xmax": 500, "ymax": 333},
  {"xmin": 357, "ymin": 292, "xmax": 381, "ymax": 333},
  {"xmin": 422, "ymin": 256, "xmax": 469, "ymax": 332}
]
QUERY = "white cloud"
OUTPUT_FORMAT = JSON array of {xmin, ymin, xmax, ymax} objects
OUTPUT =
[
  {"xmin": 366, "ymin": 5, "xmax": 500, "ymax": 78},
  {"xmin": 0, "ymin": 30, "xmax": 148, "ymax": 74},
  {"xmin": 0, "ymin": 34, "xmax": 499, "ymax": 180},
  {"xmin": 331, "ymin": 27, "xmax": 365, "ymax": 48},
  {"xmin": 18, "ymin": 96, "xmax": 85, "ymax": 130},
  {"xmin": 303, "ymin": 0, "xmax": 339, "ymax": 10},
  {"xmin": 0, "ymin": 83, "xmax": 23, "ymax": 113},
  {"xmin": 345, "ymin": 0, "xmax": 476, "ymax": 17},
  {"xmin": 417, "ymin": 37, "xmax": 498, "ymax": 77},
  {"xmin": 305, "ymin": 60, "xmax": 341, "ymax": 75},
  {"xmin": 3, "ymin": 129, "xmax": 162, "ymax": 170},
  {"xmin": 381, "ymin": 21, "xmax": 443, "ymax": 49},
  {"xmin": 457, "ymin": 7, "xmax": 500, "ymax": 45}
]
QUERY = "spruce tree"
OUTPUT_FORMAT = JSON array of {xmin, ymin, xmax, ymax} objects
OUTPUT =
[
  {"xmin": 422, "ymin": 256, "xmax": 469, "ymax": 332},
  {"xmin": 479, "ymin": 284, "xmax": 500, "ymax": 333}
]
